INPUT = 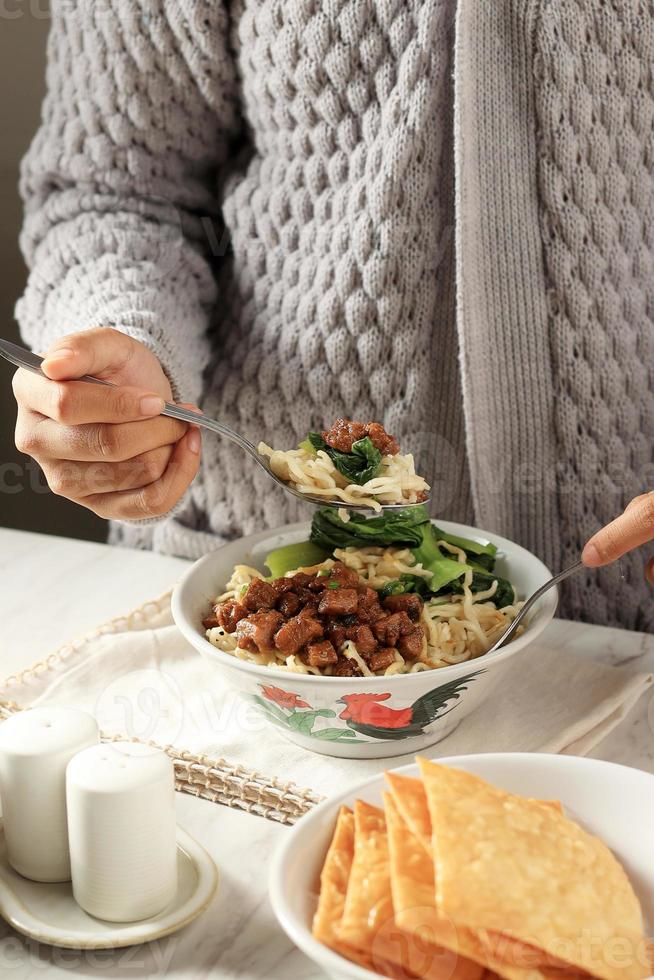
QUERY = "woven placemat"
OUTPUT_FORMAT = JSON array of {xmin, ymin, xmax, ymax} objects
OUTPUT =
[{"xmin": 0, "ymin": 700, "xmax": 323, "ymax": 826}]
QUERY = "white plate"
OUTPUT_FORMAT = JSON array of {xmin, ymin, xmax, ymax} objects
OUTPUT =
[
  {"xmin": 270, "ymin": 753, "xmax": 654, "ymax": 980},
  {"xmin": 0, "ymin": 823, "xmax": 218, "ymax": 948}
]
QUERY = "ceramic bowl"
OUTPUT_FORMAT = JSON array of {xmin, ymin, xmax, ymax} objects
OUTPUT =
[
  {"xmin": 172, "ymin": 521, "xmax": 556, "ymax": 759},
  {"xmin": 269, "ymin": 753, "xmax": 654, "ymax": 980}
]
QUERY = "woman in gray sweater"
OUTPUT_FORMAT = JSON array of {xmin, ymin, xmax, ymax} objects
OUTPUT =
[{"xmin": 10, "ymin": 1, "xmax": 654, "ymax": 630}]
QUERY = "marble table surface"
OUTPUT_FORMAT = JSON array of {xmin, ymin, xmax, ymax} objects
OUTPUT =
[{"xmin": 0, "ymin": 526, "xmax": 652, "ymax": 979}]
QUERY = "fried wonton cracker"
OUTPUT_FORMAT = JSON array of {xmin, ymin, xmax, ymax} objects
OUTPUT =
[
  {"xmin": 337, "ymin": 799, "xmax": 483, "ymax": 980},
  {"xmin": 417, "ymin": 758, "xmax": 648, "ymax": 980},
  {"xmin": 312, "ymin": 806, "xmax": 355, "ymax": 951},
  {"xmin": 385, "ymin": 772, "xmax": 433, "ymax": 854},
  {"xmin": 384, "ymin": 792, "xmax": 487, "ymax": 978},
  {"xmin": 312, "ymin": 804, "xmax": 418, "ymax": 977},
  {"xmin": 386, "ymin": 771, "xmax": 562, "ymax": 856},
  {"xmin": 384, "ymin": 789, "xmax": 579, "ymax": 980}
]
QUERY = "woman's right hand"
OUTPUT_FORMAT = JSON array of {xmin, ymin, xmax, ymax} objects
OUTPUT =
[{"xmin": 12, "ymin": 327, "xmax": 201, "ymax": 520}]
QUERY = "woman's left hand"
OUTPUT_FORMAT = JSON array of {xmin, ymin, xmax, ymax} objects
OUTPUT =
[{"xmin": 582, "ymin": 492, "xmax": 654, "ymax": 585}]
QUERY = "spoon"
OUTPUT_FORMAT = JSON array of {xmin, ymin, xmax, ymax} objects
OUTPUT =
[
  {"xmin": 0, "ymin": 338, "xmax": 429, "ymax": 513},
  {"xmin": 486, "ymin": 559, "xmax": 584, "ymax": 653}
]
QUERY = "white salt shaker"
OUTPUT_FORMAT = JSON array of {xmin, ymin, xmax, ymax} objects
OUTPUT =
[
  {"xmin": 66, "ymin": 741, "xmax": 177, "ymax": 921},
  {"xmin": 0, "ymin": 706, "xmax": 99, "ymax": 882}
]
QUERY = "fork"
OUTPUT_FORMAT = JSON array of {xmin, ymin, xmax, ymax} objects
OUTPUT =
[
  {"xmin": 0, "ymin": 338, "xmax": 429, "ymax": 513},
  {"xmin": 486, "ymin": 559, "xmax": 584, "ymax": 653}
]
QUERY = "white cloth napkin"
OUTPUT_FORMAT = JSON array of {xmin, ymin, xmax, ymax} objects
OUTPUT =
[{"xmin": 1, "ymin": 592, "xmax": 651, "ymax": 797}]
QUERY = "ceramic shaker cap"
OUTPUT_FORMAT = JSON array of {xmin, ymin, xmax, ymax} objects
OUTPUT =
[
  {"xmin": 66, "ymin": 741, "xmax": 177, "ymax": 922},
  {"xmin": 0, "ymin": 707, "xmax": 99, "ymax": 882}
]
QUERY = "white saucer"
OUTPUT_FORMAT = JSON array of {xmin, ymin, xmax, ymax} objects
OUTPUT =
[{"xmin": 0, "ymin": 821, "xmax": 218, "ymax": 948}]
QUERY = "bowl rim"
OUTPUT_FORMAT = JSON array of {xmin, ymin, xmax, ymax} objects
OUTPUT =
[
  {"xmin": 171, "ymin": 519, "xmax": 558, "ymax": 686},
  {"xmin": 268, "ymin": 752, "xmax": 654, "ymax": 980}
]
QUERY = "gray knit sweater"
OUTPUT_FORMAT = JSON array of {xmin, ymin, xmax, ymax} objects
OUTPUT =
[{"xmin": 17, "ymin": 0, "xmax": 654, "ymax": 631}]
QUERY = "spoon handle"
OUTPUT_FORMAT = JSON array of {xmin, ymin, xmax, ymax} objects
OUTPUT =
[
  {"xmin": 161, "ymin": 403, "xmax": 259, "ymax": 456},
  {"xmin": 0, "ymin": 339, "xmax": 260, "ymax": 458},
  {"xmin": 0, "ymin": 338, "xmax": 117, "ymax": 389},
  {"xmin": 487, "ymin": 559, "xmax": 584, "ymax": 653}
]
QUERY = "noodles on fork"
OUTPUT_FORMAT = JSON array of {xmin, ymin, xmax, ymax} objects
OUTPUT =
[
  {"xmin": 257, "ymin": 419, "xmax": 429, "ymax": 511},
  {"xmin": 258, "ymin": 444, "xmax": 428, "ymax": 512}
]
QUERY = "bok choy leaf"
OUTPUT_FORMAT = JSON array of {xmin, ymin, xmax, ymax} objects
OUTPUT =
[
  {"xmin": 307, "ymin": 432, "xmax": 382, "ymax": 485},
  {"xmin": 310, "ymin": 506, "xmax": 429, "ymax": 550},
  {"xmin": 264, "ymin": 540, "xmax": 330, "ymax": 578}
]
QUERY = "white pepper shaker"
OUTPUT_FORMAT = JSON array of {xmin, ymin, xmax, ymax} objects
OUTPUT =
[
  {"xmin": 0, "ymin": 706, "xmax": 99, "ymax": 882},
  {"xmin": 66, "ymin": 741, "xmax": 177, "ymax": 921}
]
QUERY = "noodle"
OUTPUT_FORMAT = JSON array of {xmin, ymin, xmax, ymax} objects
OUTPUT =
[
  {"xmin": 206, "ymin": 546, "xmax": 523, "ymax": 676},
  {"xmin": 342, "ymin": 640, "xmax": 373, "ymax": 677},
  {"xmin": 257, "ymin": 442, "xmax": 429, "ymax": 511}
]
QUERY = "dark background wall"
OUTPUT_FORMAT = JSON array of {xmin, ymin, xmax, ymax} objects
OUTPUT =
[{"xmin": 0, "ymin": 5, "xmax": 105, "ymax": 541}]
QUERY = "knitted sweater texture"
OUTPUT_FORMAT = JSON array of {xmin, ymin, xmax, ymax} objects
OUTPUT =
[{"xmin": 17, "ymin": 0, "xmax": 654, "ymax": 630}]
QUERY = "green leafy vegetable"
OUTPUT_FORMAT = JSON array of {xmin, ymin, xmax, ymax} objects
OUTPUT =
[
  {"xmin": 380, "ymin": 566, "xmax": 514, "ymax": 609},
  {"xmin": 378, "ymin": 574, "xmax": 433, "ymax": 600},
  {"xmin": 486, "ymin": 576, "xmax": 515, "ymax": 609},
  {"xmin": 454, "ymin": 569, "xmax": 516, "ymax": 609},
  {"xmin": 378, "ymin": 580, "xmax": 406, "ymax": 599},
  {"xmin": 264, "ymin": 540, "xmax": 330, "ymax": 578},
  {"xmin": 411, "ymin": 521, "xmax": 473, "ymax": 593},
  {"xmin": 433, "ymin": 527, "xmax": 497, "ymax": 572},
  {"xmin": 307, "ymin": 432, "xmax": 382, "ymax": 485},
  {"xmin": 309, "ymin": 507, "xmax": 513, "ymax": 608},
  {"xmin": 307, "ymin": 432, "xmax": 325, "ymax": 452},
  {"xmin": 310, "ymin": 506, "xmax": 430, "ymax": 550},
  {"xmin": 298, "ymin": 437, "xmax": 318, "ymax": 456},
  {"xmin": 311, "ymin": 508, "xmax": 474, "ymax": 596},
  {"xmin": 426, "ymin": 558, "xmax": 473, "ymax": 593}
]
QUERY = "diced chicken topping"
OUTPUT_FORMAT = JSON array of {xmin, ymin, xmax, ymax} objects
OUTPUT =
[
  {"xmin": 202, "ymin": 609, "xmax": 221, "ymax": 630},
  {"xmin": 373, "ymin": 611, "xmax": 414, "ymax": 646},
  {"xmin": 329, "ymin": 561, "xmax": 360, "ymax": 588},
  {"xmin": 382, "ymin": 593, "xmax": 423, "ymax": 621},
  {"xmin": 322, "ymin": 419, "xmax": 400, "ymax": 456},
  {"xmin": 208, "ymin": 564, "xmax": 425, "ymax": 673},
  {"xmin": 217, "ymin": 599, "xmax": 249, "ymax": 633},
  {"xmin": 333, "ymin": 658, "xmax": 360, "ymax": 677},
  {"xmin": 242, "ymin": 578, "xmax": 278, "ymax": 611},
  {"xmin": 274, "ymin": 615, "xmax": 323, "ymax": 655},
  {"xmin": 398, "ymin": 626, "xmax": 425, "ymax": 659},
  {"xmin": 318, "ymin": 587, "xmax": 359, "ymax": 616},
  {"xmin": 303, "ymin": 640, "xmax": 338, "ymax": 667},
  {"xmin": 277, "ymin": 592, "xmax": 301, "ymax": 618},
  {"xmin": 345, "ymin": 624, "xmax": 377, "ymax": 656},
  {"xmin": 369, "ymin": 647, "xmax": 398, "ymax": 672},
  {"xmin": 235, "ymin": 610, "xmax": 284, "ymax": 654}
]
